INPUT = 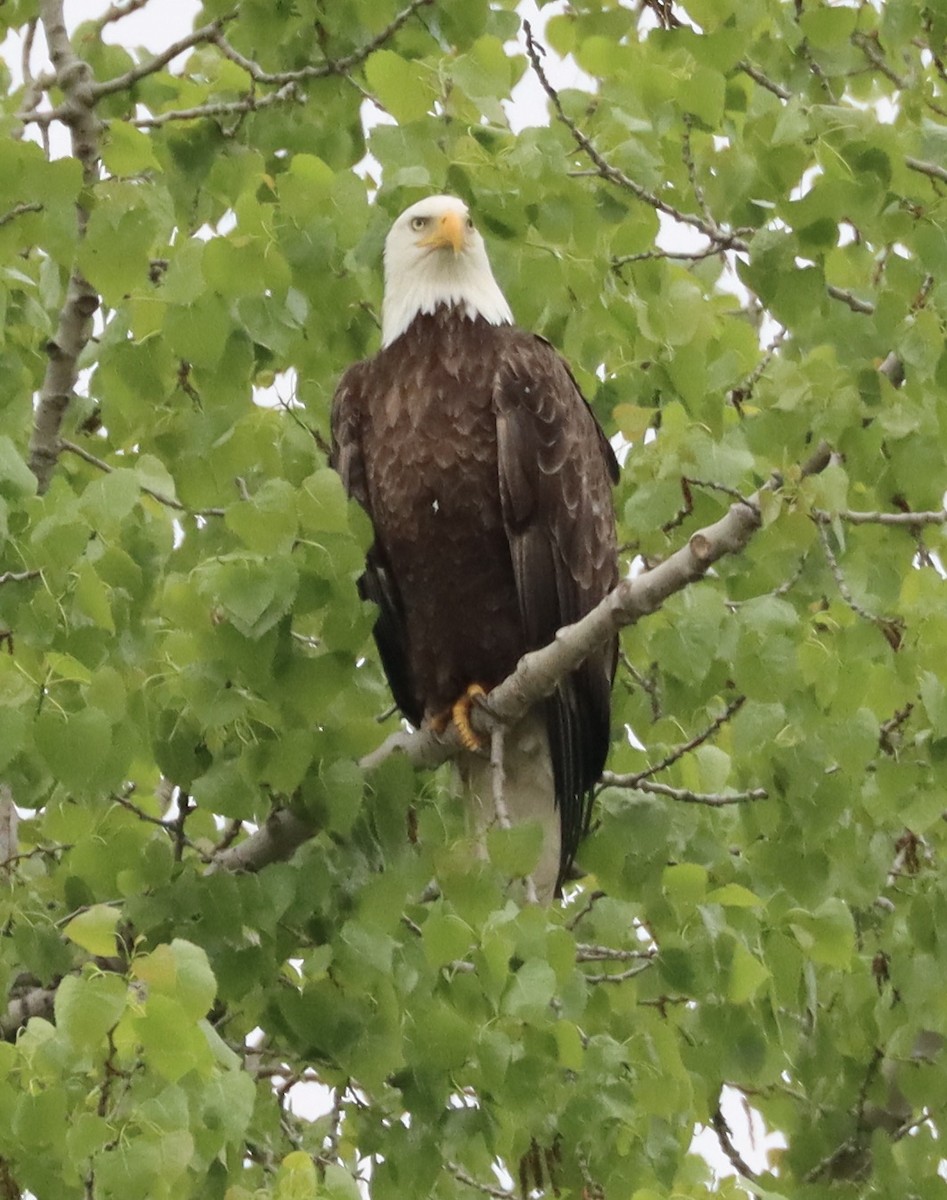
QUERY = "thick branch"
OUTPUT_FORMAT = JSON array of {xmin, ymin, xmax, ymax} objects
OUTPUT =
[
  {"xmin": 28, "ymin": 0, "xmax": 102, "ymax": 494},
  {"xmin": 365, "ymin": 442, "xmax": 831, "ymax": 777},
  {"xmin": 210, "ymin": 808, "xmax": 314, "ymax": 874}
]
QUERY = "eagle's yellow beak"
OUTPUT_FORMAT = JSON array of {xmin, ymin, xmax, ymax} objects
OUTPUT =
[{"xmin": 420, "ymin": 210, "xmax": 467, "ymax": 254}]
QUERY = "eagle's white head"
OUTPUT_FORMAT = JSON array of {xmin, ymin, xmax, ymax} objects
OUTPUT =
[{"xmin": 381, "ymin": 194, "xmax": 514, "ymax": 347}]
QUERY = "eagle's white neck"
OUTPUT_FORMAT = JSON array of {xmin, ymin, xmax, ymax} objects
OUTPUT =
[{"xmin": 381, "ymin": 235, "xmax": 514, "ymax": 348}]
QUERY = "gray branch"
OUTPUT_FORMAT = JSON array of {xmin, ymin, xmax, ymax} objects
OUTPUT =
[{"xmin": 28, "ymin": 0, "xmax": 103, "ymax": 494}]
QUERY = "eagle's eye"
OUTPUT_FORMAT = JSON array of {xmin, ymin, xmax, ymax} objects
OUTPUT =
[
  {"xmin": 466, "ymin": 218, "xmax": 474, "ymax": 230},
  {"xmin": 410, "ymin": 216, "xmax": 429, "ymax": 231}
]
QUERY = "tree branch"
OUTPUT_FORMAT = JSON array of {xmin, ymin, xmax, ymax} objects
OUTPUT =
[
  {"xmin": 0, "ymin": 571, "xmax": 41, "ymax": 587},
  {"xmin": 60, "ymin": 437, "xmax": 226, "ymax": 517},
  {"xmin": 602, "ymin": 776, "xmax": 767, "ymax": 805},
  {"xmin": 210, "ymin": 0, "xmax": 435, "ymax": 85},
  {"xmin": 28, "ymin": 0, "xmax": 102, "ymax": 494},
  {"xmin": 905, "ymin": 156, "xmax": 947, "ymax": 185},
  {"xmin": 130, "ymin": 83, "xmax": 301, "ymax": 128},
  {"xmin": 612, "ymin": 696, "xmax": 747, "ymax": 794},
  {"xmin": 91, "ymin": 18, "xmax": 233, "ymax": 97},
  {"xmin": 523, "ymin": 22, "xmax": 750, "ymax": 252},
  {"xmin": 813, "ymin": 507, "xmax": 946, "ymax": 527}
]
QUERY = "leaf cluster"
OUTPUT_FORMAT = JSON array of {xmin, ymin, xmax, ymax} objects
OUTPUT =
[{"xmin": 1, "ymin": 0, "xmax": 947, "ymax": 1196}]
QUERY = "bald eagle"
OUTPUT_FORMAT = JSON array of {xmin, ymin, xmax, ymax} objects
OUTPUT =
[{"xmin": 331, "ymin": 195, "xmax": 618, "ymax": 900}]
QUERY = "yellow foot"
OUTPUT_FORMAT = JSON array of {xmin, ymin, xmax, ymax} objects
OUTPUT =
[{"xmin": 452, "ymin": 683, "xmax": 488, "ymax": 751}]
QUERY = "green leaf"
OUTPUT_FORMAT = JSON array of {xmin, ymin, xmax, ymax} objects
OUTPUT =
[
  {"xmin": 486, "ymin": 820, "xmax": 543, "ymax": 880},
  {"xmin": 787, "ymin": 898, "xmax": 855, "ymax": 968},
  {"xmin": 727, "ymin": 941, "xmax": 770, "ymax": 1004},
  {"xmin": 422, "ymin": 911, "xmax": 473, "ymax": 969},
  {"xmin": 63, "ymin": 904, "xmax": 121, "ymax": 956},
  {"xmin": 502, "ymin": 960, "xmax": 556, "ymax": 1020},
  {"xmin": 275, "ymin": 1150, "xmax": 319, "ymax": 1200},
  {"xmin": 133, "ymin": 939, "xmax": 217, "ymax": 1020},
  {"xmin": 34, "ymin": 707, "xmax": 113, "ymax": 793},
  {"xmin": 662, "ymin": 863, "xmax": 708, "ymax": 907},
  {"xmin": 102, "ymin": 121, "xmax": 162, "ymax": 175},
  {"xmin": 364, "ymin": 50, "xmax": 435, "ymax": 122},
  {"xmin": 707, "ymin": 883, "xmax": 763, "ymax": 908},
  {"xmin": 55, "ymin": 972, "xmax": 127, "ymax": 1050}
]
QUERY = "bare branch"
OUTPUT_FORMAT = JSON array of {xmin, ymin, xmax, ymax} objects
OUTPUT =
[
  {"xmin": 816, "ymin": 521, "xmax": 902, "ymax": 646},
  {"xmin": 93, "ymin": 0, "xmax": 151, "ymax": 29},
  {"xmin": 91, "ymin": 18, "xmax": 232, "ymax": 97},
  {"xmin": 209, "ymin": 808, "xmax": 314, "ymax": 874},
  {"xmin": 602, "ymin": 776, "xmax": 767, "ymax": 805},
  {"xmin": 0, "ymin": 571, "xmax": 41, "ymax": 587},
  {"xmin": 905, "ymin": 156, "xmax": 947, "ymax": 185},
  {"xmin": 523, "ymin": 22, "xmax": 749, "ymax": 253},
  {"xmin": 60, "ymin": 438, "xmax": 226, "ymax": 517},
  {"xmin": 575, "ymin": 945, "xmax": 656, "ymax": 963},
  {"xmin": 826, "ymin": 283, "xmax": 874, "ymax": 315},
  {"xmin": 583, "ymin": 960, "xmax": 655, "ymax": 984},
  {"xmin": 813, "ymin": 507, "xmax": 946, "ymax": 527},
  {"xmin": 737, "ymin": 60, "xmax": 791, "ymax": 100},
  {"xmin": 616, "ymin": 696, "xmax": 747, "ymax": 789},
  {"xmin": 131, "ymin": 83, "xmax": 301, "ymax": 128},
  {"xmin": 0, "ymin": 202, "xmax": 43, "ymax": 228},
  {"xmin": 711, "ymin": 1103, "xmax": 759, "ymax": 1182},
  {"xmin": 446, "ymin": 1162, "xmax": 513, "ymax": 1199},
  {"xmin": 28, "ymin": 0, "xmax": 103, "ymax": 493},
  {"xmin": 0, "ymin": 789, "xmax": 17, "ymax": 874},
  {"xmin": 211, "ymin": 0, "xmax": 435, "ymax": 85}
]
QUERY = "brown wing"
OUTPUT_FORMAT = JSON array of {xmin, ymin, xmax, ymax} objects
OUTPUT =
[
  {"xmin": 330, "ymin": 362, "xmax": 424, "ymax": 727},
  {"xmin": 493, "ymin": 331, "xmax": 619, "ymax": 888}
]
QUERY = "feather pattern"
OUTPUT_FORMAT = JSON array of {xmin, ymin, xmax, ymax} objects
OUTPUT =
[{"xmin": 331, "ymin": 197, "xmax": 617, "ymax": 897}]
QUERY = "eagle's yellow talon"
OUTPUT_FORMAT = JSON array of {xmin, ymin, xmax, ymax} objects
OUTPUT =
[{"xmin": 452, "ymin": 684, "xmax": 488, "ymax": 751}]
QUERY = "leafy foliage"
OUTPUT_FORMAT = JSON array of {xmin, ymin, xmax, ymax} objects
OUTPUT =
[{"xmin": 1, "ymin": 0, "xmax": 947, "ymax": 1196}]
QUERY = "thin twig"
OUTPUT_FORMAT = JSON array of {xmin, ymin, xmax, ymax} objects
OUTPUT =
[
  {"xmin": 711, "ymin": 1103, "xmax": 759, "ymax": 1182},
  {"xmin": 813, "ymin": 507, "xmax": 947, "ymax": 527},
  {"xmin": 60, "ymin": 438, "xmax": 225, "ymax": 517},
  {"xmin": 210, "ymin": 0, "xmax": 435, "ymax": 85},
  {"xmin": 575, "ymin": 945, "xmax": 656, "ymax": 963},
  {"xmin": 0, "ymin": 571, "xmax": 41, "ymax": 587},
  {"xmin": 92, "ymin": 19, "xmax": 233, "ymax": 97},
  {"xmin": 446, "ymin": 1162, "xmax": 513, "ymax": 1199},
  {"xmin": 131, "ymin": 83, "xmax": 300, "ymax": 128},
  {"xmin": 490, "ymin": 725, "xmax": 539, "ymax": 906},
  {"xmin": 0, "ymin": 202, "xmax": 43, "ymax": 228},
  {"xmin": 816, "ymin": 521, "xmax": 901, "ymax": 642},
  {"xmin": 619, "ymin": 696, "xmax": 747, "ymax": 788},
  {"xmin": 905, "ymin": 156, "xmax": 947, "ymax": 185},
  {"xmin": 583, "ymin": 960, "xmax": 655, "ymax": 984},
  {"xmin": 601, "ymin": 776, "xmax": 767, "ymax": 805},
  {"xmin": 523, "ymin": 22, "xmax": 749, "ymax": 252},
  {"xmin": 93, "ymin": 0, "xmax": 151, "ymax": 28},
  {"xmin": 826, "ymin": 284, "xmax": 874, "ymax": 315},
  {"xmin": 737, "ymin": 60, "xmax": 791, "ymax": 100}
]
